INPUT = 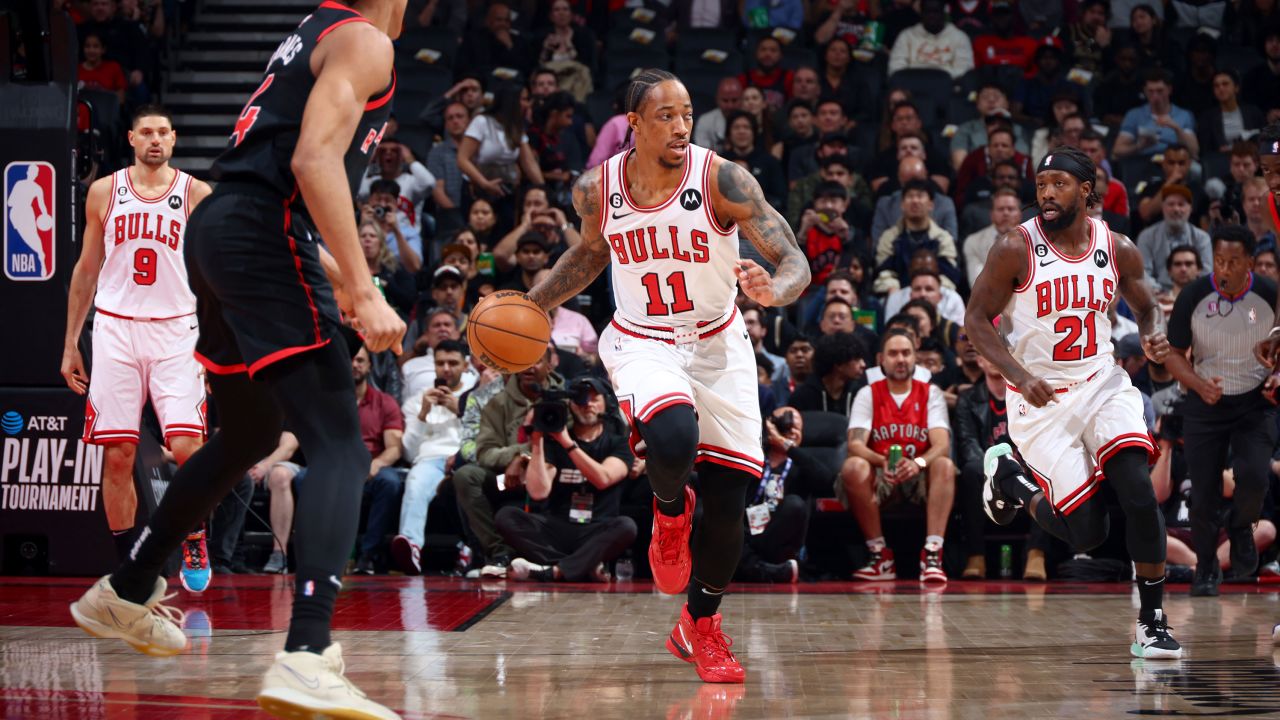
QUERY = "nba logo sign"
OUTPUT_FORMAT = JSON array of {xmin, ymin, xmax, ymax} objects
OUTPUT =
[{"xmin": 4, "ymin": 161, "xmax": 55, "ymax": 281}]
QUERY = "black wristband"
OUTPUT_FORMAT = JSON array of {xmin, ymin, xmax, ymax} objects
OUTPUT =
[{"xmin": 565, "ymin": 443, "xmax": 579, "ymax": 453}]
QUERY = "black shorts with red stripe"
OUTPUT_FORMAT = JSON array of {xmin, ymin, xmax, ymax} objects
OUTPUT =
[{"xmin": 185, "ymin": 182, "xmax": 340, "ymax": 379}]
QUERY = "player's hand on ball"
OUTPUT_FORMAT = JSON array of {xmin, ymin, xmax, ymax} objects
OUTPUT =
[
  {"xmin": 1018, "ymin": 376, "xmax": 1056, "ymax": 408},
  {"xmin": 352, "ymin": 292, "xmax": 407, "ymax": 355},
  {"xmin": 735, "ymin": 260, "xmax": 775, "ymax": 306},
  {"xmin": 61, "ymin": 347, "xmax": 89, "ymax": 395},
  {"xmin": 1141, "ymin": 332, "xmax": 1170, "ymax": 363}
]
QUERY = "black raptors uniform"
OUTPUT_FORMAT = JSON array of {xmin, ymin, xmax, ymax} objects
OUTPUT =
[{"xmin": 188, "ymin": 0, "xmax": 394, "ymax": 378}]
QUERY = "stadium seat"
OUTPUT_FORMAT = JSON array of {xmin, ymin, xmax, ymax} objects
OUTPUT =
[
  {"xmin": 396, "ymin": 27, "xmax": 458, "ymax": 70},
  {"xmin": 398, "ymin": 64, "xmax": 454, "ymax": 99}
]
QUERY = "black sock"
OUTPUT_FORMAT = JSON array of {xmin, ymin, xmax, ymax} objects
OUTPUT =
[
  {"xmin": 655, "ymin": 489, "xmax": 686, "ymax": 517},
  {"xmin": 1136, "ymin": 575, "xmax": 1164, "ymax": 620},
  {"xmin": 998, "ymin": 460, "xmax": 1041, "ymax": 507},
  {"xmin": 284, "ymin": 568, "xmax": 340, "ymax": 653},
  {"xmin": 686, "ymin": 578, "xmax": 724, "ymax": 619},
  {"xmin": 112, "ymin": 527, "xmax": 141, "ymax": 565}
]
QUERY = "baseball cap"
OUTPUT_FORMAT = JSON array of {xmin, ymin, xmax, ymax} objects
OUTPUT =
[
  {"xmin": 441, "ymin": 242, "xmax": 474, "ymax": 261},
  {"xmin": 516, "ymin": 232, "xmax": 551, "ymax": 252},
  {"xmin": 433, "ymin": 264, "xmax": 464, "ymax": 284},
  {"xmin": 1114, "ymin": 334, "xmax": 1143, "ymax": 359}
]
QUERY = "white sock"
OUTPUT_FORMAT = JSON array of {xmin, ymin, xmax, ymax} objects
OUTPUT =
[
  {"xmin": 925, "ymin": 535, "xmax": 944, "ymax": 551},
  {"xmin": 866, "ymin": 536, "xmax": 886, "ymax": 552}
]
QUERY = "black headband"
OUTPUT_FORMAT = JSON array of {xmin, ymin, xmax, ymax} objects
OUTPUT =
[
  {"xmin": 1036, "ymin": 151, "xmax": 1094, "ymax": 186},
  {"xmin": 1262, "ymin": 139, "xmax": 1280, "ymax": 156}
]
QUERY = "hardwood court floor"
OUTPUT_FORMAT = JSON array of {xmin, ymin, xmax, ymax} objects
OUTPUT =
[{"xmin": 1, "ymin": 576, "xmax": 1278, "ymax": 719}]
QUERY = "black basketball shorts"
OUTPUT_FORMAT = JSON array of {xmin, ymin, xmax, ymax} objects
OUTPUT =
[{"xmin": 185, "ymin": 183, "xmax": 341, "ymax": 379}]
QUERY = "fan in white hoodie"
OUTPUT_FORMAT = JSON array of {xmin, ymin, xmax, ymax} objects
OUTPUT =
[{"xmin": 888, "ymin": 0, "xmax": 975, "ymax": 79}]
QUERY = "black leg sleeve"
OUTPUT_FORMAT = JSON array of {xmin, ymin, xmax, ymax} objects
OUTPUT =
[
  {"xmin": 1104, "ymin": 447, "xmax": 1166, "ymax": 565},
  {"xmin": 686, "ymin": 464, "xmax": 752, "ymax": 618},
  {"xmin": 637, "ymin": 405, "xmax": 699, "ymax": 515}
]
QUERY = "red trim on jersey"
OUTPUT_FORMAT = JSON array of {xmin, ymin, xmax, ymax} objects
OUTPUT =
[
  {"xmin": 364, "ymin": 69, "xmax": 396, "ymax": 111},
  {"xmin": 282, "ymin": 187, "xmax": 324, "ymax": 347},
  {"xmin": 163, "ymin": 429, "xmax": 204, "ymax": 441},
  {"xmin": 182, "ymin": 174, "xmax": 192, "ymax": 221},
  {"xmin": 247, "ymin": 339, "xmax": 331, "ymax": 378},
  {"xmin": 1013, "ymin": 225, "xmax": 1035, "ymax": 293},
  {"xmin": 619, "ymin": 147, "xmax": 692, "ymax": 212},
  {"xmin": 122, "ymin": 166, "xmax": 182, "ymax": 204},
  {"xmin": 697, "ymin": 443, "xmax": 764, "ymax": 468},
  {"xmin": 319, "ymin": 0, "xmax": 362, "ymax": 14},
  {"xmin": 84, "ymin": 429, "xmax": 141, "ymax": 446},
  {"xmin": 609, "ymin": 306, "xmax": 738, "ymax": 344},
  {"xmin": 1036, "ymin": 214, "xmax": 1096, "ymax": 262},
  {"xmin": 1005, "ymin": 367, "xmax": 1101, "ymax": 395},
  {"xmin": 637, "ymin": 392, "xmax": 695, "ymax": 421},
  {"xmin": 195, "ymin": 351, "xmax": 248, "ymax": 375},
  {"xmin": 101, "ymin": 171, "xmax": 117, "ymax": 228},
  {"xmin": 598, "ymin": 158, "xmax": 610, "ymax": 238},
  {"xmin": 95, "ymin": 308, "xmax": 196, "ymax": 322},
  {"xmin": 1268, "ymin": 191, "xmax": 1280, "ymax": 234},
  {"xmin": 316, "ymin": 15, "xmax": 369, "ymax": 42},
  {"xmin": 701, "ymin": 151, "xmax": 735, "ymax": 235},
  {"xmin": 1058, "ymin": 479, "xmax": 1101, "ymax": 515},
  {"xmin": 1096, "ymin": 433, "xmax": 1158, "ymax": 470}
]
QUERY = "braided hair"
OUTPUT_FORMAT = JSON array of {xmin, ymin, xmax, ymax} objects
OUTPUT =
[{"xmin": 623, "ymin": 68, "xmax": 679, "ymax": 142}]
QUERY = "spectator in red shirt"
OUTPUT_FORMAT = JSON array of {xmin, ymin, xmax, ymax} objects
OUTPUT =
[
  {"xmin": 78, "ymin": 32, "xmax": 126, "ymax": 105},
  {"xmin": 352, "ymin": 345, "xmax": 406, "ymax": 575},
  {"xmin": 738, "ymin": 36, "xmax": 794, "ymax": 113},
  {"xmin": 972, "ymin": 0, "xmax": 1038, "ymax": 75},
  {"xmin": 953, "ymin": 125, "xmax": 1032, "ymax": 207},
  {"xmin": 797, "ymin": 180, "xmax": 854, "ymax": 289},
  {"xmin": 1079, "ymin": 129, "xmax": 1129, "ymax": 216}
]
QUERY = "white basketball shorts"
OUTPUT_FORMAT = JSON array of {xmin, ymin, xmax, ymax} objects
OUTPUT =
[
  {"xmin": 1007, "ymin": 363, "xmax": 1157, "ymax": 515},
  {"xmin": 84, "ymin": 311, "xmax": 207, "ymax": 446},
  {"xmin": 599, "ymin": 308, "xmax": 764, "ymax": 478}
]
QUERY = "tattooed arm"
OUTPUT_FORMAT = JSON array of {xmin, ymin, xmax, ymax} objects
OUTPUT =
[
  {"xmin": 709, "ymin": 156, "xmax": 811, "ymax": 307},
  {"xmin": 526, "ymin": 166, "xmax": 611, "ymax": 312}
]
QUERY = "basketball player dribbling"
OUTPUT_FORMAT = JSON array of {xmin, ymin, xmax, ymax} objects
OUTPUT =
[
  {"xmin": 61, "ymin": 105, "xmax": 215, "ymax": 593},
  {"xmin": 527, "ymin": 69, "xmax": 810, "ymax": 683},
  {"xmin": 966, "ymin": 147, "xmax": 1183, "ymax": 659},
  {"xmin": 70, "ymin": 1, "xmax": 407, "ymax": 717}
]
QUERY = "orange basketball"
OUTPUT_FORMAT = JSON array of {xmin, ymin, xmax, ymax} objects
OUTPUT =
[{"xmin": 467, "ymin": 291, "xmax": 552, "ymax": 373}]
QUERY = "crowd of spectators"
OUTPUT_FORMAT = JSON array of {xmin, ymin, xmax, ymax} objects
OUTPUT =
[{"xmin": 69, "ymin": 0, "xmax": 1280, "ymax": 584}]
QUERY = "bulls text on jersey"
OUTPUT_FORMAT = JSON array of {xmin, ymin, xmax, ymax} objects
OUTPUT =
[{"xmin": 606, "ymin": 225, "xmax": 711, "ymax": 265}]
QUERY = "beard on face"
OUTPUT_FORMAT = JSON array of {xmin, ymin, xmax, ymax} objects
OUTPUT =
[
  {"xmin": 1165, "ymin": 217, "xmax": 1188, "ymax": 234},
  {"xmin": 1039, "ymin": 200, "xmax": 1080, "ymax": 232}
]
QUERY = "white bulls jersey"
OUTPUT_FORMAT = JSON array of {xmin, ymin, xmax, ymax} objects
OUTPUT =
[
  {"xmin": 599, "ymin": 145, "xmax": 739, "ymax": 326},
  {"xmin": 96, "ymin": 167, "xmax": 197, "ymax": 319},
  {"xmin": 1005, "ymin": 215, "xmax": 1119, "ymax": 386}
]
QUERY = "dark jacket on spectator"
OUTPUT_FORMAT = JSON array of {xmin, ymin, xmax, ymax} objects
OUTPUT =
[
  {"xmin": 954, "ymin": 380, "xmax": 1010, "ymax": 471},
  {"xmin": 475, "ymin": 372, "xmax": 564, "ymax": 472}
]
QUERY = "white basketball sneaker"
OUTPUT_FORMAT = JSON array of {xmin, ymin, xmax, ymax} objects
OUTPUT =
[
  {"xmin": 69, "ymin": 575, "xmax": 189, "ymax": 656},
  {"xmin": 257, "ymin": 642, "xmax": 401, "ymax": 720},
  {"xmin": 1131, "ymin": 610, "xmax": 1184, "ymax": 659}
]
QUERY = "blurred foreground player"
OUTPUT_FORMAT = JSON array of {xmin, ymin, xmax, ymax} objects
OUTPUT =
[
  {"xmin": 69, "ymin": 1, "xmax": 408, "ymax": 717},
  {"xmin": 62, "ymin": 105, "xmax": 215, "ymax": 593},
  {"xmin": 966, "ymin": 147, "xmax": 1182, "ymax": 659},
  {"xmin": 527, "ymin": 69, "xmax": 810, "ymax": 683}
]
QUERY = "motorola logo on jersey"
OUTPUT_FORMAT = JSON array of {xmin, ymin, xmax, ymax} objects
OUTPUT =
[
  {"xmin": 1094, "ymin": 249, "xmax": 1108, "ymax": 268},
  {"xmin": 606, "ymin": 226, "xmax": 710, "ymax": 265},
  {"xmin": 3, "ymin": 161, "xmax": 55, "ymax": 281},
  {"xmin": 168, "ymin": 195, "xmax": 182, "ymax": 210},
  {"xmin": 679, "ymin": 188, "xmax": 702, "ymax": 211}
]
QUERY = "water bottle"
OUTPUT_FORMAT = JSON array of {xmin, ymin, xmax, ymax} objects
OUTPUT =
[
  {"xmin": 999, "ymin": 544, "xmax": 1013, "ymax": 579},
  {"xmin": 476, "ymin": 251, "xmax": 495, "ymax": 277},
  {"xmin": 615, "ymin": 552, "xmax": 634, "ymax": 582}
]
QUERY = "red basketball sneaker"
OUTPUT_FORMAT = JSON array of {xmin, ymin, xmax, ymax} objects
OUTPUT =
[
  {"xmin": 649, "ymin": 485, "xmax": 696, "ymax": 594},
  {"xmin": 666, "ymin": 604, "xmax": 746, "ymax": 683}
]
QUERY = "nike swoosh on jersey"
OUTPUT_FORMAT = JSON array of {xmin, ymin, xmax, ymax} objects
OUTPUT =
[
  {"xmin": 611, "ymin": 211, "xmax": 633, "ymax": 220},
  {"xmin": 1039, "ymin": 259, "xmax": 1057, "ymax": 267}
]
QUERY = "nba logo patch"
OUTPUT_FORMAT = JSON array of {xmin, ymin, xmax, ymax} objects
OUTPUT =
[
  {"xmin": 3, "ymin": 161, "xmax": 55, "ymax": 281},
  {"xmin": 1249, "ymin": 307, "xmax": 1257, "ymax": 324}
]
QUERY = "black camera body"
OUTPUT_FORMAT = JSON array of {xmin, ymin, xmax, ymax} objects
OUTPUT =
[{"xmin": 531, "ymin": 382, "xmax": 598, "ymax": 433}]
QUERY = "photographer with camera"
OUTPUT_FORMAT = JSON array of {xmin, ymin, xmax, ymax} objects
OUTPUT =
[
  {"xmin": 453, "ymin": 344, "xmax": 564, "ymax": 577},
  {"xmin": 362, "ymin": 178, "xmax": 423, "ymax": 274},
  {"xmin": 496, "ymin": 376, "xmax": 637, "ymax": 582},
  {"xmin": 1163, "ymin": 224, "xmax": 1278, "ymax": 595},
  {"xmin": 734, "ymin": 407, "xmax": 826, "ymax": 583}
]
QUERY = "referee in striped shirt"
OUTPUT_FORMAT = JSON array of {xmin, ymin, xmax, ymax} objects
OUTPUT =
[{"xmin": 1164, "ymin": 224, "xmax": 1278, "ymax": 596}]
